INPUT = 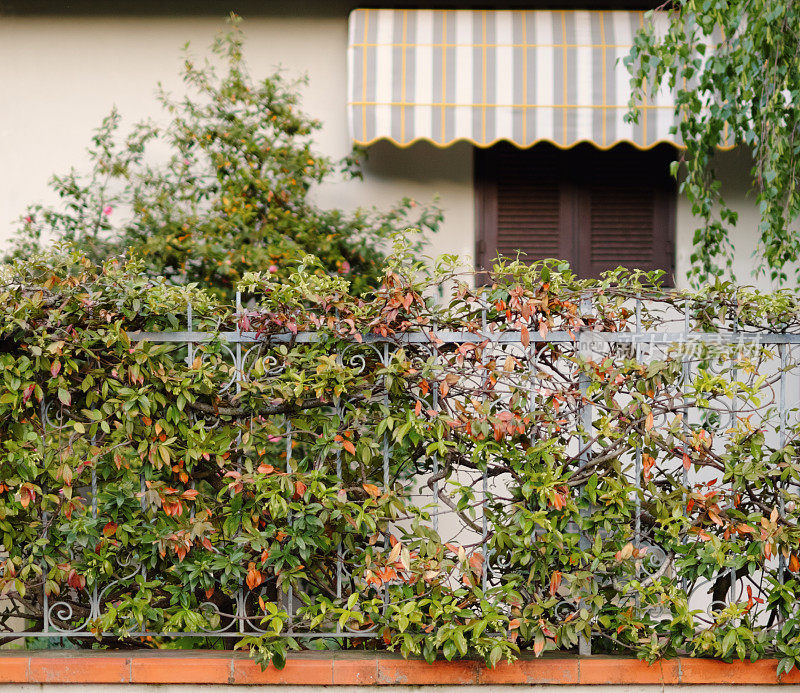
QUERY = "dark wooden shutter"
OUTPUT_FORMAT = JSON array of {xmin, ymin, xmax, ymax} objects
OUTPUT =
[
  {"xmin": 475, "ymin": 143, "xmax": 572, "ymax": 270},
  {"xmin": 475, "ymin": 142, "xmax": 676, "ymax": 284},
  {"xmin": 495, "ymin": 182, "xmax": 561, "ymax": 260},
  {"xmin": 579, "ymin": 184, "xmax": 674, "ymax": 280}
]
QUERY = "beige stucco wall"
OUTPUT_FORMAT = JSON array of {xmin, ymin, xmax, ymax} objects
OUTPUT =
[
  {"xmin": 0, "ymin": 13, "xmax": 775, "ymax": 289},
  {"xmin": 674, "ymin": 147, "xmax": 792, "ymax": 289},
  {"xmin": 0, "ymin": 15, "xmax": 474, "ymax": 268}
]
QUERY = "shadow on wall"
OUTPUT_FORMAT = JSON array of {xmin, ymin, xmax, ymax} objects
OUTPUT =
[{"xmin": 360, "ymin": 139, "xmax": 475, "ymax": 185}]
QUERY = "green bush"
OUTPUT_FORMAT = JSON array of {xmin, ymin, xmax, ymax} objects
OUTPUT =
[
  {"xmin": 5, "ymin": 16, "xmax": 442, "ymax": 298},
  {"xmin": 2, "ymin": 246, "xmax": 800, "ymax": 673}
]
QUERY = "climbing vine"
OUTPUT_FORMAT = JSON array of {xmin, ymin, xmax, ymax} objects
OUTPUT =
[{"xmin": 2, "ymin": 244, "xmax": 800, "ymax": 673}]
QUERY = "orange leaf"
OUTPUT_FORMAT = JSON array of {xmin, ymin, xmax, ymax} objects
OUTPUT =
[
  {"xmin": 103, "ymin": 521, "xmax": 118, "ymax": 537},
  {"xmin": 293, "ymin": 480, "xmax": 307, "ymax": 500},
  {"xmin": 645, "ymin": 411, "xmax": 654, "ymax": 431},
  {"xmin": 469, "ymin": 551, "xmax": 484, "ymax": 573},
  {"xmin": 363, "ymin": 483, "xmax": 381, "ymax": 498},
  {"xmin": 538, "ymin": 320, "xmax": 549, "ymax": 339},
  {"xmin": 246, "ymin": 562, "xmax": 263, "ymax": 590},
  {"xmin": 521, "ymin": 325, "xmax": 530, "ymax": 348},
  {"xmin": 343, "ymin": 441, "xmax": 356, "ymax": 455}
]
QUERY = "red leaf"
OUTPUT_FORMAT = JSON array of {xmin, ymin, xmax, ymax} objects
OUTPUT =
[
  {"xmin": 549, "ymin": 570, "xmax": 562, "ymax": 596},
  {"xmin": 103, "ymin": 521, "xmax": 117, "ymax": 537},
  {"xmin": 50, "ymin": 360, "xmax": 61, "ymax": 378},
  {"xmin": 293, "ymin": 480, "xmax": 307, "ymax": 500},
  {"xmin": 67, "ymin": 569, "xmax": 86, "ymax": 591},
  {"xmin": 22, "ymin": 384, "xmax": 35, "ymax": 403}
]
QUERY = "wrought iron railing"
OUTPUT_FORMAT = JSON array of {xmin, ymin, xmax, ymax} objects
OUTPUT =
[{"xmin": 4, "ymin": 293, "xmax": 799, "ymax": 655}]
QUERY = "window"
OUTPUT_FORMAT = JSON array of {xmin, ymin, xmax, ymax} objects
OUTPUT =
[{"xmin": 475, "ymin": 142, "xmax": 677, "ymax": 285}]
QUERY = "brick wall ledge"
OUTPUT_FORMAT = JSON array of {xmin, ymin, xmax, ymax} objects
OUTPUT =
[{"xmin": 0, "ymin": 652, "xmax": 797, "ymax": 685}]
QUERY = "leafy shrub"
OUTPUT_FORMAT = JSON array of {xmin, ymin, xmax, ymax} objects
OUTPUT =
[
  {"xmin": 4, "ymin": 17, "xmax": 442, "ymax": 298},
  {"xmin": 2, "ymin": 245, "xmax": 800, "ymax": 673}
]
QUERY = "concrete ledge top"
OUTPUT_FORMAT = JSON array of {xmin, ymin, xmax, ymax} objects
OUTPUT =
[{"xmin": 0, "ymin": 653, "xmax": 796, "ymax": 685}]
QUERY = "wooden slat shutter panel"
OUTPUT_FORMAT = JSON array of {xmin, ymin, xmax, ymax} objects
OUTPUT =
[
  {"xmin": 581, "ymin": 185, "xmax": 673, "ymax": 282},
  {"xmin": 476, "ymin": 143, "xmax": 676, "ymax": 284},
  {"xmin": 495, "ymin": 182, "xmax": 560, "ymax": 261},
  {"xmin": 475, "ymin": 143, "xmax": 570, "ymax": 270}
]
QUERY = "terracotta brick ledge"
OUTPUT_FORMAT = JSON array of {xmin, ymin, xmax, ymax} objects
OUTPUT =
[{"xmin": 0, "ymin": 652, "xmax": 797, "ymax": 685}]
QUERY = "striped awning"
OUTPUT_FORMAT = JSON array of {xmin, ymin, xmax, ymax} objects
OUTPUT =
[{"xmin": 347, "ymin": 9, "xmax": 680, "ymax": 150}]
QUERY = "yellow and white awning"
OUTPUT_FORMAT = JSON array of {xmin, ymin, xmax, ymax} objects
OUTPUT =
[{"xmin": 347, "ymin": 9, "xmax": 680, "ymax": 150}]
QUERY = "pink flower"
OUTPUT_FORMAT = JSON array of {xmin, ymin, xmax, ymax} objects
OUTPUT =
[
  {"xmin": 103, "ymin": 205, "xmax": 113, "ymax": 216},
  {"xmin": 339, "ymin": 260, "xmax": 351, "ymax": 274},
  {"xmin": 24, "ymin": 216, "xmax": 32, "ymax": 224},
  {"xmin": 268, "ymin": 265, "xmax": 278, "ymax": 274}
]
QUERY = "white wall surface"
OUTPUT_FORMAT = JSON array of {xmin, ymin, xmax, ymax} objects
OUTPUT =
[
  {"xmin": 674, "ymin": 146, "xmax": 796, "ymax": 289},
  {"xmin": 0, "ymin": 13, "xmax": 777, "ymax": 289},
  {"xmin": 0, "ymin": 15, "xmax": 474, "ymax": 268}
]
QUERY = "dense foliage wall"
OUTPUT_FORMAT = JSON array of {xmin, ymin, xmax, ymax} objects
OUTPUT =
[{"xmin": 2, "ymin": 247, "xmax": 800, "ymax": 673}]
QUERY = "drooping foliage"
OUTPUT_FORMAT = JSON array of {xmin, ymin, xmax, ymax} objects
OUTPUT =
[
  {"xmin": 626, "ymin": 1, "xmax": 800, "ymax": 285},
  {"xmin": 2, "ymin": 245, "xmax": 800, "ymax": 673},
  {"xmin": 4, "ymin": 17, "xmax": 441, "ymax": 298}
]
